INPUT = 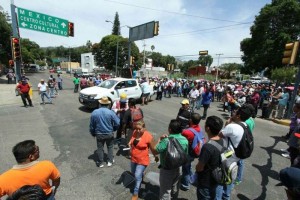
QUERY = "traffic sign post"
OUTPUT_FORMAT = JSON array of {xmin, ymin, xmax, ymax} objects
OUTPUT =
[{"xmin": 17, "ymin": 7, "xmax": 69, "ymax": 37}]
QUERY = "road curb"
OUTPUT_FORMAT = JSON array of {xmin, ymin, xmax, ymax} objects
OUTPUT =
[{"xmin": 272, "ymin": 119, "xmax": 290, "ymax": 126}]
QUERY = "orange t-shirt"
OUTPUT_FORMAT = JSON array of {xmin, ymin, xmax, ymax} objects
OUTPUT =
[
  {"xmin": 130, "ymin": 130, "xmax": 153, "ymax": 166},
  {"xmin": 0, "ymin": 160, "xmax": 60, "ymax": 197}
]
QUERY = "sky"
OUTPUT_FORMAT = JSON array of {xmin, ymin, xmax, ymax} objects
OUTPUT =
[{"xmin": 1, "ymin": 0, "xmax": 271, "ymax": 67}]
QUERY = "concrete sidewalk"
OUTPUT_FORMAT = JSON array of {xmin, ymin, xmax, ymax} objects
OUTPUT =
[{"xmin": 0, "ymin": 78, "xmax": 20, "ymax": 107}]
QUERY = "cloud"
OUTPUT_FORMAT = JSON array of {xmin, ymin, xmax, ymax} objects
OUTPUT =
[{"xmin": 2, "ymin": 0, "xmax": 271, "ymax": 66}]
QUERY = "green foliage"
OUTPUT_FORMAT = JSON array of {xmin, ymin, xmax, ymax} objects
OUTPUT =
[
  {"xmin": 219, "ymin": 63, "xmax": 242, "ymax": 78},
  {"xmin": 188, "ymin": 74, "xmax": 215, "ymax": 81},
  {"xmin": 179, "ymin": 60, "xmax": 199, "ymax": 75},
  {"xmin": 93, "ymin": 35, "xmax": 140, "ymax": 70},
  {"xmin": 112, "ymin": 12, "xmax": 120, "ymax": 35},
  {"xmin": 271, "ymin": 67, "xmax": 297, "ymax": 83},
  {"xmin": 170, "ymin": 72, "xmax": 185, "ymax": 79},
  {"xmin": 148, "ymin": 52, "xmax": 176, "ymax": 70},
  {"xmin": 20, "ymin": 38, "xmax": 43, "ymax": 64},
  {"xmin": 198, "ymin": 55, "xmax": 213, "ymax": 67},
  {"xmin": 241, "ymin": 0, "xmax": 300, "ymax": 73},
  {"xmin": 0, "ymin": 12, "xmax": 12, "ymax": 65}
]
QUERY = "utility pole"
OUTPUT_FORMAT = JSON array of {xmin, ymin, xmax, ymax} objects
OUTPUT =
[
  {"xmin": 216, "ymin": 53, "xmax": 223, "ymax": 82},
  {"xmin": 143, "ymin": 40, "xmax": 146, "ymax": 69}
]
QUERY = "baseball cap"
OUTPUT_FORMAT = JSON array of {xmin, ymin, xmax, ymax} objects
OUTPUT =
[
  {"xmin": 181, "ymin": 99, "xmax": 189, "ymax": 105},
  {"xmin": 120, "ymin": 93, "xmax": 127, "ymax": 103}
]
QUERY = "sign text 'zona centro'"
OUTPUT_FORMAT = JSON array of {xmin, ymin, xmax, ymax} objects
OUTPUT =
[{"xmin": 17, "ymin": 7, "xmax": 69, "ymax": 37}]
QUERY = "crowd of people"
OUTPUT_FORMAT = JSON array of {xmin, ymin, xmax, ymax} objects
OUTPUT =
[{"xmin": 4, "ymin": 73, "xmax": 300, "ymax": 200}]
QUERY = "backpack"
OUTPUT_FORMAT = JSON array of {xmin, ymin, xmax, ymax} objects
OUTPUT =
[
  {"xmin": 209, "ymin": 140, "xmax": 238, "ymax": 185},
  {"xmin": 187, "ymin": 128, "xmax": 206, "ymax": 158},
  {"xmin": 130, "ymin": 107, "xmax": 143, "ymax": 125},
  {"xmin": 229, "ymin": 122, "xmax": 254, "ymax": 159},
  {"xmin": 164, "ymin": 137, "xmax": 188, "ymax": 170}
]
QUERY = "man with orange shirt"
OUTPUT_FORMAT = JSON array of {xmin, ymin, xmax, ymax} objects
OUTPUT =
[
  {"xmin": 0, "ymin": 140, "xmax": 60, "ymax": 200},
  {"xmin": 181, "ymin": 113, "xmax": 204, "ymax": 191}
]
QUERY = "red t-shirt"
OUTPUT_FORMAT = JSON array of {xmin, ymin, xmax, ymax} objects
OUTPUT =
[
  {"xmin": 130, "ymin": 130, "xmax": 153, "ymax": 166},
  {"xmin": 181, "ymin": 124, "xmax": 201, "ymax": 145},
  {"xmin": 17, "ymin": 84, "xmax": 30, "ymax": 93}
]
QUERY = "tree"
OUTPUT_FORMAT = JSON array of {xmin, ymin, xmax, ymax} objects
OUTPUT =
[
  {"xmin": 112, "ymin": 12, "xmax": 120, "ymax": 35},
  {"xmin": 198, "ymin": 55, "xmax": 213, "ymax": 67},
  {"xmin": 179, "ymin": 60, "xmax": 198, "ymax": 76},
  {"xmin": 219, "ymin": 63, "xmax": 242, "ymax": 78},
  {"xmin": 20, "ymin": 38, "xmax": 43, "ymax": 64},
  {"xmin": 240, "ymin": 0, "xmax": 300, "ymax": 73},
  {"xmin": 93, "ymin": 35, "xmax": 140, "ymax": 70},
  {"xmin": 0, "ymin": 11, "xmax": 12, "ymax": 65},
  {"xmin": 271, "ymin": 66, "xmax": 297, "ymax": 83}
]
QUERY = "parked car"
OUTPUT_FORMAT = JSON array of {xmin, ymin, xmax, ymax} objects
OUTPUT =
[
  {"xmin": 56, "ymin": 69, "xmax": 62, "ymax": 74},
  {"xmin": 49, "ymin": 68, "xmax": 56, "ymax": 73},
  {"xmin": 79, "ymin": 78, "xmax": 154, "ymax": 109}
]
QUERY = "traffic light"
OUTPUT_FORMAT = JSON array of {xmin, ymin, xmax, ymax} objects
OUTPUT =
[
  {"xmin": 199, "ymin": 50, "xmax": 208, "ymax": 56},
  {"xmin": 282, "ymin": 41, "xmax": 299, "ymax": 65},
  {"xmin": 68, "ymin": 22, "xmax": 74, "ymax": 37},
  {"xmin": 11, "ymin": 37, "xmax": 21, "ymax": 61},
  {"xmin": 153, "ymin": 21, "xmax": 159, "ymax": 36},
  {"xmin": 130, "ymin": 56, "xmax": 135, "ymax": 65}
]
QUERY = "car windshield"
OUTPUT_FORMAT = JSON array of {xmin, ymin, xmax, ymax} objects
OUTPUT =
[{"xmin": 98, "ymin": 80, "xmax": 118, "ymax": 89}]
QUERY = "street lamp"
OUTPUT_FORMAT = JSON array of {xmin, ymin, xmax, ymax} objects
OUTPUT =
[{"xmin": 105, "ymin": 20, "xmax": 130, "ymax": 76}]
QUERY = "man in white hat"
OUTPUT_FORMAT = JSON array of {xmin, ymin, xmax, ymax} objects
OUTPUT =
[{"xmin": 89, "ymin": 96, "xmax": 120, "ymax": 168}]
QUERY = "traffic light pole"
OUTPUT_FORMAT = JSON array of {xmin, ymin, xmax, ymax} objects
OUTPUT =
[
  {"xmin": 10, "ymin": 2, "xmax": 21, "ymax": 82},
  {"xmin": 287, "ymin": 65, "xmax": 300, "ymax": 118}
]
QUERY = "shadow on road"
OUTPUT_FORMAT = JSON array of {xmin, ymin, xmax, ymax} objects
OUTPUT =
[
  {"xmin": 251, "ymin": 135, "xmax": 283, "ymax": 200},
  {"xmin": 78, "ymin": 106, "xmax": 93, "ymax": 113}
]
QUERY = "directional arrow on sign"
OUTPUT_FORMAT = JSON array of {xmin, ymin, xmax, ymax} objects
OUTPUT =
[
  {"xmin": 61, "ymin": 22, "xmax": 66, "ymax": 28},
  {"xmin": 21, "ymin": 22, "xmax": 28, "ymax": 27}
]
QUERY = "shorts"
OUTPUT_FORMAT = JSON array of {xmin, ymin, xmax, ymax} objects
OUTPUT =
[{"xmin": 142, "ymin": 93, "xmax": 150, "ymax": 98}]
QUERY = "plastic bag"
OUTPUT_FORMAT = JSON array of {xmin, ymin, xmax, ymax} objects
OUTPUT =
[{"xmin": 164, "ymin": 137, "xmax": 188, "ymax": 170}]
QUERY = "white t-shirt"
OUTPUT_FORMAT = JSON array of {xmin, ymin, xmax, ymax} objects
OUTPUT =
[
  {"xmin": 189, "ymin": 89, "xmax": 199, "ymax": 98},
  {"xmin": 221, "ymin": 122, "xmax": 245, "ymax": 150},
  {"xmin": 38, "ymin": 83, "xmax": 48, "ymax": 92}
]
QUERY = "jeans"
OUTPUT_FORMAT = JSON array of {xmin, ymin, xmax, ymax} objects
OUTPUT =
[
  {"xmin": 196, "ymin": 96, "xmax": 202, "ymax": 110},
  {"xmin": 215, "ymin": 183, "xmax": 234, "ymax": 200},
  {"xmin": 197, "ymin": 186, "xmax": 217, "ymax": 200},
  {"xmin": 159, "ymin": 168, "xmax": 180, "ymax": 200},
  {"xmin": 21, "ymin": 92, "xmax": 32, "ymax": 106},
  {"xmin": 58, "ymin": 82, "xmax": 63, "ymax": 90},
  {"xmin": 40, "ymin": 91, "xmax": 52, "ymax": 103},
  {"xmin": 181, "ymin": 157, "xmax": 194, "ymax": 190},
  {"xmin": 74, "ymin": 84, "xmax": 79, "ymax": 93},
  {"xmin": 276, "ymin": 104, "xmax": 285, "ymax": 119},
  {"xmin": 96, "ymin": 134, "xmax": 114, "ymax": 164},
  {"xmin": 202, "ymin": 104, "xmax": 209, "ymax": 118},
  {"xmin": 236, "ymin": 159, "xmax": 244, "ymax": 182},
  {"xmin": 49, "ymin": 88, "xmax": 55, "ymax": 97},
  {"xmin": 189, "ymin": 98, "xmax": 197, "ymax": 111},
  {"xmin": 131, "ymin": 162, "xmax": 147, "ymax": 195}
]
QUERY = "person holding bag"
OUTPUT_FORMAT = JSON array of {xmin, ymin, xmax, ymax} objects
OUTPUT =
[
  {"xmin": 150, "ymin": 120, "xmax": 189, "ymax": 200},
  {"xmin": 128, "ymin": 120, "xmax": 157, "ymax": 200}
]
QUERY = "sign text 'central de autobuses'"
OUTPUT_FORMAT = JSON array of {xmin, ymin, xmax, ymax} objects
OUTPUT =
[{"xmin": 17, "ymin": 7, "xmax": 69, "ymax": 37}]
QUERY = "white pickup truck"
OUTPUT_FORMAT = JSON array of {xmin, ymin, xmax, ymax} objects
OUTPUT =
[{"xmin": 79, "ymin": 78, "xmax": 154, "ymax": 109}]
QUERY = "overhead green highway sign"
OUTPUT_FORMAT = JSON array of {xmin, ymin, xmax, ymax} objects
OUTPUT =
[{"xmin": 17, "ymin": 7, "xmax": 69, "ymax": 37}]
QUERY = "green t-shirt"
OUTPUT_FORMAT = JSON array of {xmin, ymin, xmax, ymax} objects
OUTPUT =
[
  {"xmin": 245, "ymin": 117, "xmax": 255, "ymax": 132},
  {"xmin": 155, "ymin": 133, "xmax": 189, "ymax": 167},
  {"xmin": 73, "ymin": 77, "xmax": 80, "ymax": 84}
]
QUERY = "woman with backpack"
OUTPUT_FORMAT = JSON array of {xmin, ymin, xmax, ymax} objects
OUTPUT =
[{"xmin": 128, "ymin": 120, "xmax": 157, "ymax": 200}]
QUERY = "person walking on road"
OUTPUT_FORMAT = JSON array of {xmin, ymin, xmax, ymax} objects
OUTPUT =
[
  {"xmin": 128, "ymin": 120, "xmax": 157, "ymax": 200},
  {"xmin": 38, "ymin": 79, "xmax": 52, "ymax": 105},
  {"xmin": 201, "ymin": 89, "xmax": 212, "ymax": 120},
  {"xmin": 73, "ymin": 76, "xmax": 80, "ymax": 93},
  {"xmin": 150, "ymin": 119, "xmax": 189, "ymax": 200},
  {"xmin": 57, "ymin": 74, "xmax": 63, "ymax": 90},
  {"xmin": 90, "ymin": 96, "xmax": 120, "ymax": 168},
  {"xmin": 16, "ymin": 79, "xmax": 33, "ymax": 107},
  {"xmin": 0, "ymin": 140, "xmax": 61, "ymax": 199},
  {"xmin": 177, "ymin": 99, "xmax": 193, "ymax": 130}
]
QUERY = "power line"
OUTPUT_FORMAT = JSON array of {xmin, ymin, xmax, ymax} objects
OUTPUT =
[
  {"xmin": 159, "ymin": 23, "xmax": 251, "ymax": 37},
  {"xmin": 104, "ymin": 0, "xmax": 251, "ymax": 24}
]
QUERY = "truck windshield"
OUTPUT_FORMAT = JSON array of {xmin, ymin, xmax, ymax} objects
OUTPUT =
[{"xmin": 98, "ymin": 80, "xmax": 118, "ymax": 89}]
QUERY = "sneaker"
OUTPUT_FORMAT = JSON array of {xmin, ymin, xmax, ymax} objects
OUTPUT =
[
  {"xmin": 281, "ymin": 153, "xmax": 290, "ymax": 159},
  {"xmin": 96, "ymin": 162, "xmax": 104, "ymax": 168},
  {"xmin": 280, "ymin": 149, "xmax": 288, "ymax": 153},
  {"xmin": 107, "ymin": 162, "xmax": 113, "ymax": 167}
]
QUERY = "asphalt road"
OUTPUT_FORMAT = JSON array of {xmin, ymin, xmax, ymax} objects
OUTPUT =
[{"xmin": 0, "ymin": 71, "xmax": 291, "ymax": 200}]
